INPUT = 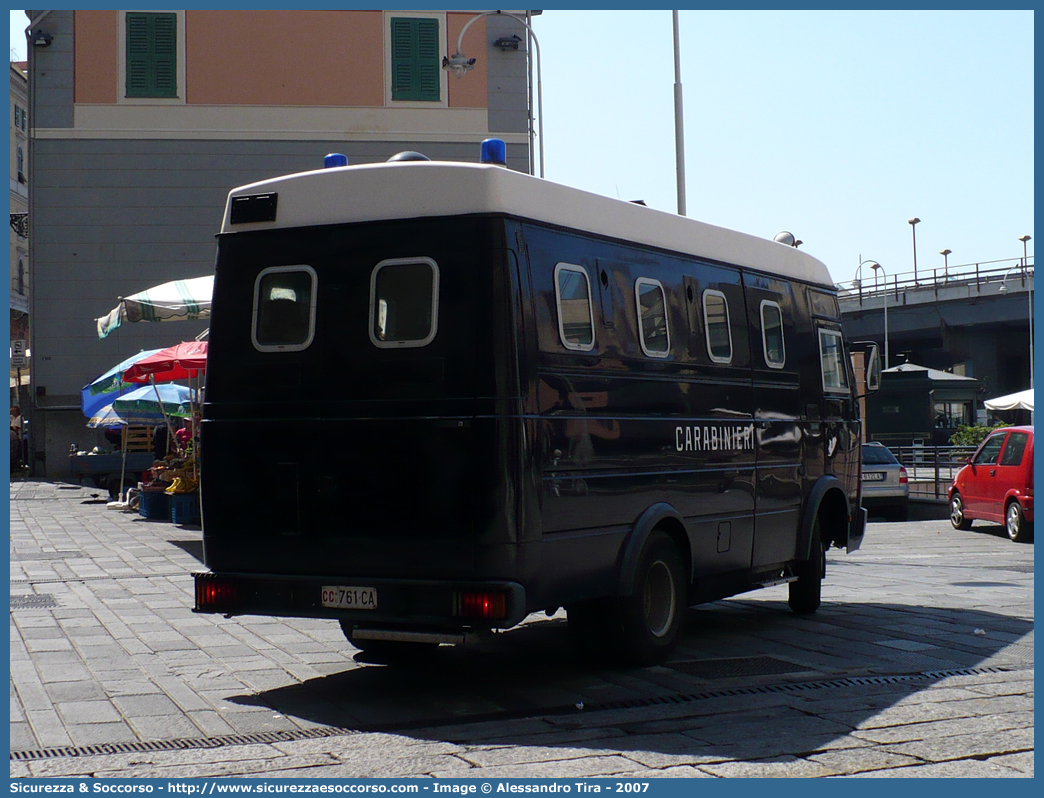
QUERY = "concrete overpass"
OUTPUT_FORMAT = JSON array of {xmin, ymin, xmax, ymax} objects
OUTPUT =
[{"xmin": 839, "ymin": 258, "xmax": 1033, "ymax": 400}]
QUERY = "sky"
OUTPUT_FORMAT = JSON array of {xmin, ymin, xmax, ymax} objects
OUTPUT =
[{"xmin": 9, "ymin": 8, "xmax": 1034, "ymax": 286}]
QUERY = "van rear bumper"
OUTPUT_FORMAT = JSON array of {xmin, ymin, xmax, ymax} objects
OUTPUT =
[{"xmin": 193, "ymin": 571, "xmax": 527, "ymax": 630}]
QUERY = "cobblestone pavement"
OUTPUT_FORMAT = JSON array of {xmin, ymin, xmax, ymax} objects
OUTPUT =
[{"xmin": 10, "ymin": 480, "xmax": 1033, "ymax": 778}]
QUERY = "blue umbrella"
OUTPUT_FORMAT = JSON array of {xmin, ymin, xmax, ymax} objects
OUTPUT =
[
  {"xmin": 112, "ymin": 383, "xmax": 195, "ymax": 425},
  {"xmin": 81, "ymin": 349, "xmax": 163, "ymax": 419}
]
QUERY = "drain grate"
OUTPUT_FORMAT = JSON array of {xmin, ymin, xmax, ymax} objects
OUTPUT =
[
  {"xmin": 11, "ymin": 594, "xmax": 58, "ymax": 610},
  {"xmin": 671, "ymin": 655, "xmax": 805, "ymax": 679},
  {"xmin": 9, "ymin": 664, "xmax": 1022, "ymax": 762},
  {"xmin": 12, "ymin": 551, "xmax": 85, "ymax": 561}
]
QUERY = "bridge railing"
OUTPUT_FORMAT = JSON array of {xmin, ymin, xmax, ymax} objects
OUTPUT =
[{"xmin": 838, "ymin": 258, "xmax": 1032, "ymax": 305}]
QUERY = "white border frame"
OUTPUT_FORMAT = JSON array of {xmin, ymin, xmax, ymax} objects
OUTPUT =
[
  {"xmin": 251, "ymin": 265, "xmax": 318, "ymax": 353},
  {"xmin": 368, "ymin": 256, "xmax": 440, "ymax": 349},
  {"xmin": 553, "ymin": 263, "xmax": 595, "ymax": 352},
  {"xmin": 117, "ymin": 10, "xmax": 187, "ymax": 105},
  {"xmin": 383, "ymin": 11, "xmax": 449, "ymax": 109},
  {"xmin": 634, "ymin": 277, "xmax": 670, "ymax": 359},
  {"xmin": 759, "ymin": 299, "xmax": 786, "ymax": 369},
  {"xmin": 818, "ymin": 327, "xmax": 850, "ymax": 394},
  {"xmin": 702, "ymin": 289, "xmax": 733, "ymax": 364}
]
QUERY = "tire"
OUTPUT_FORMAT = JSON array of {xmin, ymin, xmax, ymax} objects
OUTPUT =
[
  {"xmin": 788, "ymin": 518, "xmax": 824, "ymax": 615},
  {"xmin": 1005, "ymin": 501, "xmax": 1033, "ymax": 543},
  {"xmin": 616, "ymin": 530, "xmax": 686, "ymax": 666},
  {"xmin": 950, "ymin": 492, "xmax": 972, "ymax": 530},
  {"xmin": 339, "ymin": 621, "xmax": 439, "ymax": 660}
]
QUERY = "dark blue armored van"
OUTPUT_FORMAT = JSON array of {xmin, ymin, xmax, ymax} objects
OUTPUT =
[{"xmin": 194, "ymin": 143, "xmax": 879, "ymax": 664}]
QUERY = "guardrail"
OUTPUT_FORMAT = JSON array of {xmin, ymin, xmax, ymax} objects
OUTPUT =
[
  {"xmin": 838, "ymin": 258, "xmax": 1032, "ymax": 305},
  {"xmin": 888, "ymin": 444, "xmax": 977, "ymax": 501}
]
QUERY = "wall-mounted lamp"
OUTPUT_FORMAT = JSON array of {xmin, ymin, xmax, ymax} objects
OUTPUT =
[
  {"xmin": 32, "ymin": 30, "xmax": 52, "ymax": 47},
  {"xmin": 494, "ymin": 34, "xmax": 522, "ymax": 51},
  {"xmin": 442, "ymin": 53, "xmax": 477, "ymax": 79}
]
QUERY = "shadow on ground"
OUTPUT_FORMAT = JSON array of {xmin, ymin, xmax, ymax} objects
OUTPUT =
[{"xmin": 227, "ymin": 600, "xmax": 1032, "ymax": 760}]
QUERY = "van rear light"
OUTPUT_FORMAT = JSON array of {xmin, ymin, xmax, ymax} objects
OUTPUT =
[
  {"xmin": 453, "ymin": 590, "xmax": 508, "ymax": 620},
  {"xmin": 899, "ymin": 467, "xmax": 908, "ymax": 484},
  {"xmin": 195, "ymin": 574, "xmax": 240, "ymax": 612}
]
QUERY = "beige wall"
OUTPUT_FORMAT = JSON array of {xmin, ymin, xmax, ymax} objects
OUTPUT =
[
  {"xmin": 74, "ymin": 10, "xmax": 117, "ymax": 104},
  {"xmin": 72, "ymin": 10, "xmax": 489, "ymax": 110}
]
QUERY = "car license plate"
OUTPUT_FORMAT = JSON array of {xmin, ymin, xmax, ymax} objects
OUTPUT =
[
  {"xmin": 862, "ymin": 472, "xmax": 885, "ymax": 482},
  {"xmin": 321, "ymin": 586, "xmax": 378, "ymax": 610}
]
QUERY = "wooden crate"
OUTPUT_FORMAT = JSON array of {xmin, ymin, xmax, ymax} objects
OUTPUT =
[{"xmin": 123, "ymin": 426, "xmax": 154, "ymax": 453}]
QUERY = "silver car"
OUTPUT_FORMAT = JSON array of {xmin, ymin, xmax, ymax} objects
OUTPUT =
[{"xmin": 861, "ymin": 442, "xmax": 909, "ymax": 521}]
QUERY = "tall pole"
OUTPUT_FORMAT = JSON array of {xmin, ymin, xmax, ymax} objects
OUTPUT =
[
  {"xmin": 908, "ymin": 217, "xmax": 920, "ymax": 284},
  {"xmin": 672, "ymin": 11, "xmax": 687, "ymax": 216},
  {"xmin": 1019, "ymin": 235, "xmax": 1033, "ymax": 405}
]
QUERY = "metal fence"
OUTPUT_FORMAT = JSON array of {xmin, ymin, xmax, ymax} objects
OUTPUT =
[
  {"xmin": 889, "ymin": 444, "xmax": 978, "ymax": 501},
  {"xmin": 837, "ymin": 258, "xmax": 1032, "ymax": 304}
]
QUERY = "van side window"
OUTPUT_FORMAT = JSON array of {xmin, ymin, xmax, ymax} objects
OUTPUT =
[
  {"xmin": 760, "ymin": 300, "xmax": 785, "ymax": 368},
  {"xmin": 818, "ymin": 328, "xmax": 850, "ymax": 392},
  {"xmin": 635, "ymin": 277, "xmax": 670, "ymax": 358},
  {"xmin": 702, "ymin": 290, "xmax": 732, "ymax": 364},
  {"xmin": 252, "ymin": 265, "xmax": 316, "ymax": 352},
  {"xmin": 554, "ymin": 263, "xmax": 595, "ymax": 351},
  {"xmin": 369, "ymin": 257, "xmax": 439, "ymax": 348},
  {"xmin": 999, "ymin": 431, "xmax": 1029, "ymax": 466}
]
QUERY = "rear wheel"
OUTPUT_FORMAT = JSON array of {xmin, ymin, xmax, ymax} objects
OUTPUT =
[
  {"xmin": 616, "ymin": 531, "xmax": 686, "ymax": 666},
  {"xmin": 1005, "ymin": 501, "xmax": 1033, "ymax": 543},
  {"xmin": 950, "ymin": 492, "xmax": 972, "ymax": 530},
  {"xmin": 788, "ymin": 519, "xmax": 824, "ymax": 615}
]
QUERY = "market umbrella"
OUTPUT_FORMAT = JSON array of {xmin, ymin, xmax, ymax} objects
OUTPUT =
[
  {"xmin": 983, "ymin": 389, "xmax": 1034, "ymax": 412},
  {"xmin": 81, "ymin": 348, "xmax": 163, "ymax": 419},
  {"xmin": 95, "ymin": 275, "xmax": 214, "ymax": 340},
  {"xmin": 113, "ymin": 383, "xmax": 196, "ymax": 422},
  {"xmin": 122, "ymin": 341, "xmax": 208, "ymax": 384}
]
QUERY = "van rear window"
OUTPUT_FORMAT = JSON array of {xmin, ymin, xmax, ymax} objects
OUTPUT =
[
  {"xmin": 252, "ymin": 266, "xmax": 316, "ymax": 352},
  {"xmin": 369, "ymin": 257, "xmax": 440, "ymax": 348}
]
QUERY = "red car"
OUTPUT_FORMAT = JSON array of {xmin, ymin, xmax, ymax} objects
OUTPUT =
[{"xmin": 949, "ymin": 426, "xmax": 1034, "ymax": 542}]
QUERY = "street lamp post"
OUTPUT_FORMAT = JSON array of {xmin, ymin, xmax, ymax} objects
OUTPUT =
[
  {"xmin": 444, "ymin": 11, "xmax": 544, "ymax": 178},
  {"xmin": 856, "ymin": 258, "xmax": 888, "ymax": 369},
  {"xmin": 672, "ymin": 11, "xmax": 686, "ymax": 217},
  {"xmin": 908, "ymin": 217, "xmax": 920, "ymax": 284},
  {"xmin": 1018, "ymin": 235, "xmax": 1033, "ymax": 395},
  {"xmin": 939, "ymin": 248, "xmax": 951, "ymax": 281}
]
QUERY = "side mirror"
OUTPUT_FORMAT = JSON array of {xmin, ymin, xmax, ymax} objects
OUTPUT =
[{"xmin": 850, "ymin": 341, "xmax": 881, "ymax": 393}]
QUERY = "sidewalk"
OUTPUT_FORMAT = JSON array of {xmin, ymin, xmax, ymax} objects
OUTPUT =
[{"xmin": 10, "ymin": 480, "xmax": 1034, "ymax": 778}]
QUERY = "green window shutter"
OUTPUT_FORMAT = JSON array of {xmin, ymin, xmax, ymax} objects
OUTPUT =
[
  {"xmin": 390, "ymin": 17, "xmax": 440, "ymax": 102},
  {"xmin": 125, "ymin": 12, "xmax": 178, "ymax": 98}
]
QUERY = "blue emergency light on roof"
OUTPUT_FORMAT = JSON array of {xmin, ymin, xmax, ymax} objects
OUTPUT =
[
  {"xmin": 324, "ymin": 153, "xmax": 348, "ymax": 169},
  {"xmin": 480, "ymin": 138, "xmax": 506, "ymax": 166}
]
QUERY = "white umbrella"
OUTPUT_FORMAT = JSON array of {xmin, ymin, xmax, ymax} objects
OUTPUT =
[
  {"xmin": 983, "ymin": 389, "xmax": 1034, "ymax": 412},
  {"xmin": 96, "ymin": 275, "xmax": 214, "ymax": 339}
]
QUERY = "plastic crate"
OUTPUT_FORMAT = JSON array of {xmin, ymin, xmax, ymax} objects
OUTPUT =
[
  {"xmin": 169, "ymin": 492, "xmax": 201, "ymax": 525},
  {"xmin": 139, "ymin": 490, "xmax": 170, "ymax": 520}
]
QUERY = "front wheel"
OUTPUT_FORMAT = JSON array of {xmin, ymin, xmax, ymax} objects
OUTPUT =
[
  {"xmin": 617, "ymin": 531, "xmax": 686, "ymax": 665},
  {"xmin": 950, "ymin": 492, "xmax": 972, "ymax": 530},
  {"xmin": 1006, "ymin": 501, "xmax": 1033, "ymax": 543},
  {"xmin": 789, "ymin": 519, "xmax": 824, "ymax": 615}
]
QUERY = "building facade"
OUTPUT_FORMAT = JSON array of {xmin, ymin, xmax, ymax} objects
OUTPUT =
[
  {"xmin": 25, "ymin": 9, "xmax": 536, "ymax": 476},
  {"xmin": 10, "ymin": 60, "xmax": 30, "ymax": 408}
]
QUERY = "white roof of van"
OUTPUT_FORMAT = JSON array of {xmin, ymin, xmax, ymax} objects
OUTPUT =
[{"xmin": 221, "ymin": 160, "xmax": 834, "ymax": 288}]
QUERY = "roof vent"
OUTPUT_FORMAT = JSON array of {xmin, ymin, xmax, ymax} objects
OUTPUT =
[{"xmin": 387, "ymin": 151, "xmax": 431, "ymax": 162}]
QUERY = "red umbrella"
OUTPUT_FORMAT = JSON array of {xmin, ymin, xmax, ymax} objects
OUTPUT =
[{"xmin": 123, "ymin": 340, "xmax": 208, "ymax": 384}]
